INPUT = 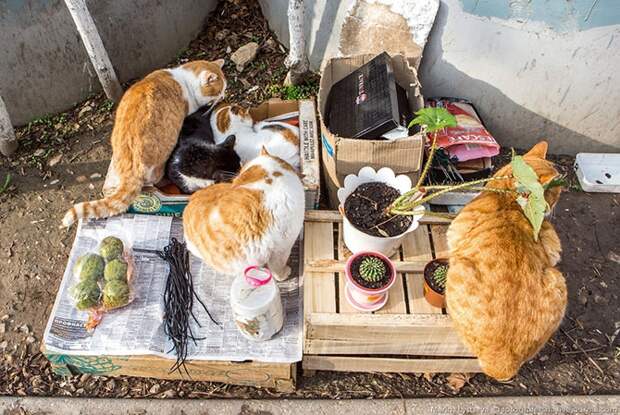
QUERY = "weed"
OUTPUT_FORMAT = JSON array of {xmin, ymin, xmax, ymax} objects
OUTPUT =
[
  {"xmin": 0, "ymin": 173, "xmax": 12, "ymax": 194},
  {"xmin": 268, "ymin": 79, "xmax": 318, "ymax": 100}
]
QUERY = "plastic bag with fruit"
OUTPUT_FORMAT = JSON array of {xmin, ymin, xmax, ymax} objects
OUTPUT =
[{"xmin": 70, "ymin": 233, "xmax": 135, "ymax": 331}]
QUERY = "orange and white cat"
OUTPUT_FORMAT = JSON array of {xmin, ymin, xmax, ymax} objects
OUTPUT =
[
  {"xmin": 183, "ymin": 148, "xmax": 304, "ymax": 281},
  {"xmin": 446, "ymin": 141, "xmax": 566, "ymax": 380},
  {"xmin": 62, "ymin": 59, "xmax": 227, "ymax": 227},
  {"xmin": 211, "ymin": 103, "xmax": 300, "ymax": 169}
]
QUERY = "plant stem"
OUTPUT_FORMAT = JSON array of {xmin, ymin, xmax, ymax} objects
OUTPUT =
[
  {"xmin": 419, "ymin": 185, "xmax": 516, "ymax": 194},
  {"xmin": 390, "ymin": 176, "xmax": 511, "ymax": 215},
  {"xmin": 415, "ymin": 131, "xmax": 437, "ymax": 189}
]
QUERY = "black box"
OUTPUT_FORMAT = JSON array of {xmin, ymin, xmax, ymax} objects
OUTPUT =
[{"xmin": 326, "ymin": 52, "xmax": 411, "ymax": 139}]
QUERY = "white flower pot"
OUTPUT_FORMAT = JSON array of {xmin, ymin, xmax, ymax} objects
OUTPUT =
[{"xmin": 337, "ymin": 167, "xmax": 425, "ymax": 257}]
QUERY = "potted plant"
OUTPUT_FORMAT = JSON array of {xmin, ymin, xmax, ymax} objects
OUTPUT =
[
  {"xmin": 344, "ymin": 251, "xmax": 396, "ymax": 312},
  {"xmin": 423, "ymin": 259, "xmax": 448, "ymax": 308},
  {"xmin": 338, "ymin": 106, "xmax": 564, "ymax": 258},
  {"xmin": 337, "ymin": 167, "xmax": 424, "ymax": 256},
  {"xmin": 337, "ymin": 107, "xmax": 458, "ymax": 256}
]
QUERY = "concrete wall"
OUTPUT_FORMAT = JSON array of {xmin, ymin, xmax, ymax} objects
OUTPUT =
[
  {"xmin": 259, "ymin": 0, "xmax": 620, "ymax": 154},
  {"xmin": 0, "ymin": 0, "xmax": 217, "ymax": 126}
]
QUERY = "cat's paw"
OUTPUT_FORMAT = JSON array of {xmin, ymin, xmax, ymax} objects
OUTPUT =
[{"xmin": 273, "ymin": 265, "xmax": 291, "ymax": 281}]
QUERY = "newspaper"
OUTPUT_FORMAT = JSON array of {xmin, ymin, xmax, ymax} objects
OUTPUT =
[{"xmin": 43, "ymin": 214, "xmax": 303, "ymax": 363}]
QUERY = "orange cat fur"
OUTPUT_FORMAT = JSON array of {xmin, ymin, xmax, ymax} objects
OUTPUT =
[
  {"xmin": 183, "ymin": 148, "xmax": 305, "ymax": 281},
  {"xmin": 62, "ymin": 59, "xmax": 226, "ymax": 227},
  {"xmin": 446, "ymin": 141, "xmax": 566, "ymax": 380}
]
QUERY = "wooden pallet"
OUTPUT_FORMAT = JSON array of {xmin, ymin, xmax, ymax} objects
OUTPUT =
[{"xmin": 302, "ymin": 210, "xmax": 481, "ymax": 374}]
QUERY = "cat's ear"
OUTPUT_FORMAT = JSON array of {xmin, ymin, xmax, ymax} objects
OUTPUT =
[
  {"xmin": 213, "ymin": 58, "xmax": 225, "ymax": 68},
  {"xmin": 524, "ymin": 141, "xmax": 548, "ymax": 159},
  {"xmin": 199, "ymin": 70, "xmax": 219, "ymax": 86},
  {"xmin": 221, "ymin": 135, "xmax": 236, "ymax": 149},
  {"xmin": 260, "ymin": 146, "xmax": 271, "ymax": 157}
]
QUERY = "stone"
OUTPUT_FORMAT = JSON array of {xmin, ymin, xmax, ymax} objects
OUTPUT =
[
  {"xmin": 78, "ymin": 105, "xmax": 93, "ymax": 118},
  {"xmin": 90, "ymin": 173, "xmax": 102, "ymax": 179},
  {"xmin": 48, "ymin": 154, "xmax": 62, "ymax": 167},
  {"xmin": 76, "ymin": 175, "xmax": 87, "ymax": 183},
  {"xmin": 231, "ymin": 42, "xmax": 258, "ymax": 71},
  {"xmin": 26, "ymin": 336, "xmax": 36, "ymax": 344}
]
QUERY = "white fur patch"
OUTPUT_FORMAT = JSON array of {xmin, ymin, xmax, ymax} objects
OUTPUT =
[
  {"xmin": 166, "ymin": 68, "xmax": 225, "ymax": 115},
  {"xmin": 178, "ymin": 173, "xmax": 215, "ymax": 193},
  {"xmin": 211, "ymin": 111, "xmax": 300, "ymax": 169}
]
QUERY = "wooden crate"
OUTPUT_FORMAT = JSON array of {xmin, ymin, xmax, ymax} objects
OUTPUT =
[
  {"xmin": 302, "ymin": 210, "xmax": 481, "ymax": 374},
  {"xmin": 43, "ymin": 346, "xmax": 296, "ymax": 392}
]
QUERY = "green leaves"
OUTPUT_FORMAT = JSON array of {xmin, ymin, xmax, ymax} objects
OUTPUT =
[
  {"xmin": 408, "ymin": 107, "xmax": 457, "ymax": 134},
  {"xmin": 511, "ymin": 155, "xmax": 549, "ymax": 241}
]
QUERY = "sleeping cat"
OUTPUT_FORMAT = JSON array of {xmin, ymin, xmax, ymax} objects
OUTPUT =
[
  {"xmin": 166, "ymin": 135, "xmax": 240, "ymax": 194},
  {"xmin": 211, "ymin": 103, "xmax": 300, "ymax": 169},
  {"xmin": 183, "ymin": 147, "xmax": 304, "ymax": 281},
  {"xmin": 446, "ymin": 141, "xmax": 566, "ymax": 381},
  {"xmin": 62, "ymin": 59, "xmax": 227, "ymax": 227}
]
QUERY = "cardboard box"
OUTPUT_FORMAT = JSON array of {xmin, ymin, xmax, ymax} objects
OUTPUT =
[
  {"xmin": 43, "ymin": 346, "xmax": 296, "ymax": 391},
  {"xmin": 319, "ymin": 54, "xmax": 425, "ymax": 207},
  {"xmin": 103, "ymin": 99, "xmax": 320, "ymax": 215}
]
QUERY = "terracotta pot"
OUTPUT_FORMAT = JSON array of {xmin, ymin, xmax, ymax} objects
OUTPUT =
[
  {"xmin": 344, "ymin": 251, "xmax": 396, "ymax": 312},
  {"xmin": 423, "ymin": 258, "xmax": 448, "ymax": 308}
]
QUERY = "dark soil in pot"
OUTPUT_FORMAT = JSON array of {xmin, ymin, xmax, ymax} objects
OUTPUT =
[
  {"xmin": 344, "ymin": 182, "xmax": 413, "ymax": 237},
  {"xmin": 424, "ymin": 259, "xmax": 448, "ymax": 294},
  {"xmin": 350, "ymin": 254, "xmax": 391, "ymax": 289}
]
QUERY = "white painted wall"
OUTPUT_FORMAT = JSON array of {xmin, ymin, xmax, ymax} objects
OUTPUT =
[{"xmin": 259, "ymin": 0, "xmax": 620, "ymax": 154}]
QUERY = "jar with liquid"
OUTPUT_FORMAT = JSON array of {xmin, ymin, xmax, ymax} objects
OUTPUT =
[{"xmin": 230, "ymin": 266, "xmax": 284, "ymax": 341}]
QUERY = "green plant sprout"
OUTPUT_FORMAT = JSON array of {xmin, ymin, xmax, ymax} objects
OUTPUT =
[
  {"xmin": 359, "ymin": 256, "xmax": 386, "ymax": 283},
  {"xmin": 432, "ymin": 264, "xmax": 448, "ymax": 289},
  {"xmin": 0, "ymin": 173, "xmax": 12, "ymax": 194},
  {"xmin": 386, "ymin": 107, "xmax": 562, "ymax": 240}
]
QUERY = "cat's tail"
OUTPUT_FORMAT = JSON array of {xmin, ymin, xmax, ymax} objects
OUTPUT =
[{"xmin": 61, "ymin": 174, "xmax": 143, "ymax": 227}]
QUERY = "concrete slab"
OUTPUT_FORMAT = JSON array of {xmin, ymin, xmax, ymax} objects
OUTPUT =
[
  {"xmin": 1, "ymin": 396, "xmax": 619, "ymax": 415},
  {"xmin": 0, "ymin": 397, "xmax": 407, "ymax": 415}
]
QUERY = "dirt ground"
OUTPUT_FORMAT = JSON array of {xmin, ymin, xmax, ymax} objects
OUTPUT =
[{"xmin": 1, "ymin": 0, "xmax": 619, "ymax": 400}]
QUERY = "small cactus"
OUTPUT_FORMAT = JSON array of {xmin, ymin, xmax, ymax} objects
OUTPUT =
[
  {"xmin": 432, "ymin": 264, "xmax": 448, "ymax": 289},
  {"xmin": 359, "ymin": 256, "xmax": 386, "ymax": 283}
]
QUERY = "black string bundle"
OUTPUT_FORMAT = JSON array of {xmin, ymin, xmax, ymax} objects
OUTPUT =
[{"xmin": 157, "ymin": 238, "xmax": 220, "ymax": 376}]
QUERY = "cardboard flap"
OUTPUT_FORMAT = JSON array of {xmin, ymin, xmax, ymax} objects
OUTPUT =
[{"xmin": 335, "ymin": 135, "xmax": 423, "ymax": 178}]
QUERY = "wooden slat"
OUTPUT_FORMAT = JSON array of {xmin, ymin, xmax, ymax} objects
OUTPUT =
[
  {"xmin": 303, "ymin": 222, "xmax": 336, "ymax": 313},
  {"xmin": 377, "ymin": 247, "xmax": 407, "ymax": 314},
  {"xmin": 303, "ymin": 355, "xmax": 481, "ymax": 373},
  {"xmin": 430, "ymin": 225, "xmax": 450, "ymax": 258},
  {"xmin": 336, "ymin": 223, "xmax": 357, "ymax": 313},
  {"xmin": 305, "ymin": 339, "xmax": 472, "ymax": 356},
  {"xmin": 305, "ymin": 313, "xmax": 472, "ymax": 356},
  {"xmin": 305, "ymin": 259, "xmax": 427, "ymax": 273},
  {"xmin": 402, "ymin": 225, "xmax": 441, "ymax": 314},
  {"xmin": 304, "ymin": 210, "xmax": 451, "ymax": 225}
]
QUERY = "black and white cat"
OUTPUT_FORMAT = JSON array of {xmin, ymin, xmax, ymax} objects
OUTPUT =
[{"xmin": 166, "ymin": 106, "xmax": 241, "ymax": 194}]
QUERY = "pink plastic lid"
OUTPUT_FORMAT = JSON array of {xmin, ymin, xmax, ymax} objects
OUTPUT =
[{"xmin": 243, "ymin": 266, "xmax": 272, "ymax": 287}]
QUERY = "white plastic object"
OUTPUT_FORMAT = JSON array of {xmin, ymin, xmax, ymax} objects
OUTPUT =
[
  {"xmin": 575, "ymin": 153, "xmax": 620, "ymax": 193},
  {"xmin": 337, "ymin": 166, "xmax": 425, "ymax": 257},
  {"xmin": 230, "ymin": 266, "xmax": 284, "ymax": 341}
]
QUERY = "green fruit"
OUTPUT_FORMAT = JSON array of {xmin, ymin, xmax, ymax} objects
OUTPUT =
[
  {"xmin": 71, "ymin": 280, "xmax": 101, "ymax": 310},
  {"xmin": 103, "ymin": 280, "xmax": 130, "ymax": 309},
  {"xmin": 359, "ymin": 256, "xmax": 386, "ymax": 283},
  {"xmin": 99, "ymin": 236, "xmax": 124, "ymax": 261},
  {"xmin": 74, "ymin": 253, "xmax": 105, "ymax": 281},
  {"xmin": 104, "ymin": 259, "xmax": 128, "ymax": 282}
]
